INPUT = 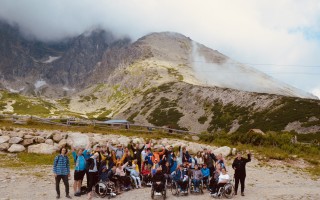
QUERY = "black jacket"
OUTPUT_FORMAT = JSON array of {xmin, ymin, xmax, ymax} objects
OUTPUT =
[
  {"xmin": 152, "ymin": 171, "xmax": 166, "ymax": 183},
  {"xmin": 232, "ymin": 154, "xmax": 251, "ymax": 176},
  {"xmin": 130, "ymin": 144, "xmax": 145, "ymax": 161}
]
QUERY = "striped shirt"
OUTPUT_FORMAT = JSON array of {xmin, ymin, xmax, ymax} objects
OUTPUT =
[{"xmin": 53, "ymin": 155, "xmax": 70, "ymax": 175}]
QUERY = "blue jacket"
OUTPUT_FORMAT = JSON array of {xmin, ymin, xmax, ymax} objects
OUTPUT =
[
  {"xmin": 72, "ymin": 152, "xmax": 87, "ymax": 171},
  {"xmin": 171, "ymin": 169, "xmax": 187, "ymax": 181},
  {"xmin": 145, "ymin": 152, "xmax": 154, "ymax": 165},
  {"xmin": 170, "ymin": 161, "xmax": 177, "ymax": 174},
  {"xmin": 201, "ymin": 168, "xmax": 210, "ymax": 177},
  {"xmin": 53, "ymin": 155, "xmax": 70, "ymax": 175}
]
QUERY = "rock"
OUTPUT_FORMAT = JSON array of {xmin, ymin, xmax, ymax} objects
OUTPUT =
[
  {"xmin": 0, "ymin": 143, "xmax": 10, "ymax": 151},
  {"xmin": 8, "ymin": 137, "xmax": 23, "ymax": 144},
  {"xmin": 45, "ymin": 139, "xmax": 54, "ymax": 145},
  {"xmin": 213, "ymin": 146, "xmax": 231, "ymax": 157},
  {"xmin": 118, "ymin": 137, "xmax": 131, "ymax": 146},
  {"xmin": 24, "ymin": 135, "xmax": 33, "ymax": 139},
  {"xmin": 232, "ymin": 148, "xmax": 237, "ymax": 156},
  {"xmin": 132, "ymin": 138, "xmax": 145, "ymax": 144},
  {"xmin": 58, "ymin": 139, "xmax": 67, "ymax": 148},
  {"xmin": 8, "ymin": 144, "xmax": 26, "ymax": 152},
  {"xmin": 9, "ymin": 132, "xmax": 25, "ymax": 138},
  {"xmin": 34, "ymin": 136, "xmax": 45, "ymax": 143},
  {"xmin": 45, "ymin": 132, "xmax": 53, "ymax": 139},
  {"xmin": 191, "ymin": 136, "xmax": 200, "ymax": 141},
  {"xmin": 0, "ymin": 136, "xmax": 10, "ymax": 144},
  {"xmin": 28, "ymin": 143, "xmax": 58, "ymax": 154},
  {"xmin": 52, "ymin": 132, "xmax": 63, "ymax": 142},
  {"xmin": 67, "ymin": 132, "xmax": 89, "ymax": 149},
  {"xmin": 21, "ymin": 138, "xmax": 34, "ymax": 146}
]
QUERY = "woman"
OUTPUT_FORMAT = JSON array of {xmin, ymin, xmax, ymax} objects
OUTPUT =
[
  {"xmin": 232, "ymin": 150, "xmax": 251, "ymax": 196},
  {"xmin": 194, "ymin": 151, "xmax": 204, "ymax": 165},
  {"xmin": 53, "ymin": 147, "xmax": 71, "ymax": 199},
  {"xmin": 212, "ymin": 167, "xmax": 230, "ymax": 197},
  {"xmin": 87, "ymin": 152, "xmax": 99, "ymax": 200}
]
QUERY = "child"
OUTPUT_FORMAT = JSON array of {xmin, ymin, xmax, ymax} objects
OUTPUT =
[
  {"xmin": 201, "ymin": 163, "xmax": 210, "ymax": 188},
  {"xmin": 141, "ymin": 161, "xmax": 152, "ymax": 186}
]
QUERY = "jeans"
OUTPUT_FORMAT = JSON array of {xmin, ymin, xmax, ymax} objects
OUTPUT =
[
  {"xmin": 55, "ymin": 175, "xmax": 69, "ymax": 196},
  {"xmin": 192, "ymin": 179, "xmax": 200, "ymax": 189},
  {"xmin": 131, "ymin": 176, "xmax": 141, "ymax": 187}
]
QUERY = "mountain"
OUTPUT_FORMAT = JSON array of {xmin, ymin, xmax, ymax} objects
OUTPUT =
[{"xmin": 0, "ymin": 21, "xmax": 319, "ymax": 133}]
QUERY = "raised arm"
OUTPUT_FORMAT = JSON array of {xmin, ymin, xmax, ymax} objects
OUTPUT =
[{"xmin": 108, "ymin": 143, "xmax": 117, "ymax": 151}]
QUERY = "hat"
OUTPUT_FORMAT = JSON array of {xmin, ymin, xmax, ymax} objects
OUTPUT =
[{"xmin": 117, "ymin": 144, "xmax": 122, "ymax": 147}]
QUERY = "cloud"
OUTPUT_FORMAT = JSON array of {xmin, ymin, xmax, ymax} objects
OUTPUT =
[
  {"xmin": 311, "ymin": 87, "xmax": 320, "ymax": 99},
  {"xmin": 0, "ymin": 0, "xmax": 320, "ymax": 94}
]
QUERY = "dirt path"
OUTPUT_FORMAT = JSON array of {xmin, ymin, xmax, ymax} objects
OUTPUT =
[{"xmin": 0, "ymin": 157, "xmax": 319, "ymax": 200}]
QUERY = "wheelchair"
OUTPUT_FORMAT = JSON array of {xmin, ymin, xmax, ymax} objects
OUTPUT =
[
  {"xmin": 94, "ymin": 180, "xmax": 117, "ymax": 199},
  {"xmin": 211, "ymin": 181, "xmax": 235, "ymax": 199},
  {"xmin": 189, "ymin": 178, "xmax": 204, "ymax": 194},
  {"xmin": 151, "ymin": 181, "xmax": 166, "ymax": 200},
  {"xmin": 171, "ymin": 179, "xmax": 189, "ymax": 196}
]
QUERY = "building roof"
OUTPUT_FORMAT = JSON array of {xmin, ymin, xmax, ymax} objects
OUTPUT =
[{"xmin": 104, "ymin": 119, "xmax": 129, "ymax": 124}]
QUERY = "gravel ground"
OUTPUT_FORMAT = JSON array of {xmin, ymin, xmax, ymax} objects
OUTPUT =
[{"xmin": 0, "ymin": 158, "xmax": 319, "ymax": 200}]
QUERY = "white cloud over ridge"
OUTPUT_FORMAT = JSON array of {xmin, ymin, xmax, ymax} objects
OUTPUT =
[{"xmin": 0, "ymin": 0, "xmax": 319, "ymax": 95}]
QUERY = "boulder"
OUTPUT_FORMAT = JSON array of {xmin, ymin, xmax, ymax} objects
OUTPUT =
[
  {"xmin": 45, "ymin": 139, "xmax": 54, "ymax": 145},
  {"xmin": 67, "ymin": 132, "xmax": 89, "ymax": 149},
  {"xmin": 24, "ymin": 135, "xmax": 34, "ymax": 139},
  {"xmin": 118, "ymin": 137, "xmax": 131, "ymax": 146},
  {"xmin": 0, "ymin": 143, "xmax": 10, "ymax": 151},
  {"xmin": 28, "ymin": 143, "xmax": 58, "ymax": 154},
  {"xmin": 191, "ymin": 136, "xmax": 200, "ymax": 141},
  {"xmin": 52, "ymin": 132, "xmax": 63, "ymax": 142},
  {"xmin": 34, "ymin": 136, "xmax": 45, "ymax": 143},
  {"xmin": 0, "ymin": 136, "xmax": 10, "ymax": 144},
  {"xmin": 132, "ymin": 138, "xmax": 145, "ymax": 144},
  {"xmin": 8, "ymin": 144, "xmax": 26, "ymax": 153},
  {"xmin": 58, "ymin": 139, "xmax": 67, "ymax": 148},
  {"xmin": 8, "ymin": 137, "xmax": 23, "ymax": 144},
  {"xmin": 21, "ymin": 138, "xmax": 34, "ymax": 146},
  {"xmin": 213, "ymin": 146, "xmax": 231, "ymax": 157},
  {"xmin": 45, "ymin": 132, "xmax": 53, "ymax": 139},
  {"xmin": 9, "ymin": 132, "xmax": 25, "ymax": 138},
  {"xmin": 232, "ymin": 148, "xmax": 237, "ymax": 156}
]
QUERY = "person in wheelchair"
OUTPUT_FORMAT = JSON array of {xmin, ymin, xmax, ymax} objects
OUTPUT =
[
  {"xmin": 115, "ymin": 162, "xmax": 132, "ymax": 191},
  {"xmin": 211, "ymin": 167, "xmax": 230, "ymax": 197},
  {"xmin": 201, "ymin": 163, "xmax": 210, "ymax": 188},
  {"xmin": 171, "ymin": 164, "xmax": 189, "ymax": 194},
  {"xmin": 209, "ymin": 163, "xmax": 221, "ymax": 194},
  {"xmin": 141, "ymin": 160, "xmax": 152, "ymax": 186},
  {"xmin": 151, "ymin": 168, "xmax": 166, "ymax": 195},
  {"xmin": 191, "ymin": 164, "xmax": 203, "ymax": 193}
]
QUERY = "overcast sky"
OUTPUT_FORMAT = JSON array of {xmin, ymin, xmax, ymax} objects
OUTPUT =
[{"xmin": 1, "ymin": 0, "xmax": 320, "ymax": 98}]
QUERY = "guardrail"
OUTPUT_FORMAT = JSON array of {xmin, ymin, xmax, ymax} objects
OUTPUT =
[{"xmin": 0, "ymin": 114, "xmax": 198, "ymax": 135}]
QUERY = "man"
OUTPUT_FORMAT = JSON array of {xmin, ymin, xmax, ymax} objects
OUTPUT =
[
  {"xmin": 232, "ymin": 150, "xmax": 251, "ymax": 196},
  {"xmin": 130, "ymin": 142, "xmax": 145, "ymax": 172},
  {"xmin": 203, "ymin": 148, "xmax": 217, "ymax": 176},
  {"xmin": 108, "ymin": 143, "xmax": 124, "ymax": 159},
  {"xmin": 71, "ymin": 147, "xmax": 87, "ymax": 197},
  {"xmin": 53, "ymin": 147, "xmax": 71, "ymax": 199},
  {"xmin": 152, "ymin": 168, "xmax": 166, "ymax": 195}
]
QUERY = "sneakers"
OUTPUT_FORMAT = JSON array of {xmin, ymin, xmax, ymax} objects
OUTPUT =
[
  {"xmin": 66, "ymin": 194, "xmax": 72, "ymax": 199},
  {"xmin": 56, "ymin": 195, "xmax": 60, "ymax": 199},
  {"xmin": 241, "ymin": 192, "xmax": 245, "ymax": 196},
  {"xmin": 110, "ymin": 192, "xmax": 117, "ymax": 197},
  {"xmin": 74, "ymin": 192, "xmax": 81, "ymax": 197},
  {"xmin": 210, "ymin": 193, "xmax": 217, "ymax": 197},
  {"xmin": 155, "ymin": 192, "xmax": 162, "ymax": 196}
]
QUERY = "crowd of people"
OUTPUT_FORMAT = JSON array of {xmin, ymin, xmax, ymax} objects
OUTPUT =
[{"xmin": 52, "ymin": 140, "xmax": 251, "ymax": 199}]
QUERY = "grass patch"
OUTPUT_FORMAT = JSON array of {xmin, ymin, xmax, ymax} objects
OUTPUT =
[
  {"xmin": 147, "ymin": 97, "xmax": 186, "ymax": 130},
  {"xmin": 198, "ymin": 116, "xmax": 208, "ymax": 124}
]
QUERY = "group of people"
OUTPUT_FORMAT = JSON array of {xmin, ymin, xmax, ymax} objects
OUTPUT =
[{"xmin": 53, "ymin": 140, "xmax": 251, "ymax": 199}]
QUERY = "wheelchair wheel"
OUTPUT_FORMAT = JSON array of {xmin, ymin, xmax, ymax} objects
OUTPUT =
[
  {"xmin": 171, "ymin": 181, "xmax": 178, "ymax": 195},
  {"xmin": 223, "ymin": 183, "xmax": 235, "ymax": 199},
  {"xmin": 162, "ymin": 189, "xmax": 166, "ymax": 200},
  {"xmin": 95, "ymin": 181, "xmax": 108, "ymax": 198}
]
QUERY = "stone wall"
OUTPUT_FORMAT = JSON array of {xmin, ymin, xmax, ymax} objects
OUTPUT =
[{"xmin": 0, "ymin": 128, "xmax": 235, "ymax": 156}]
